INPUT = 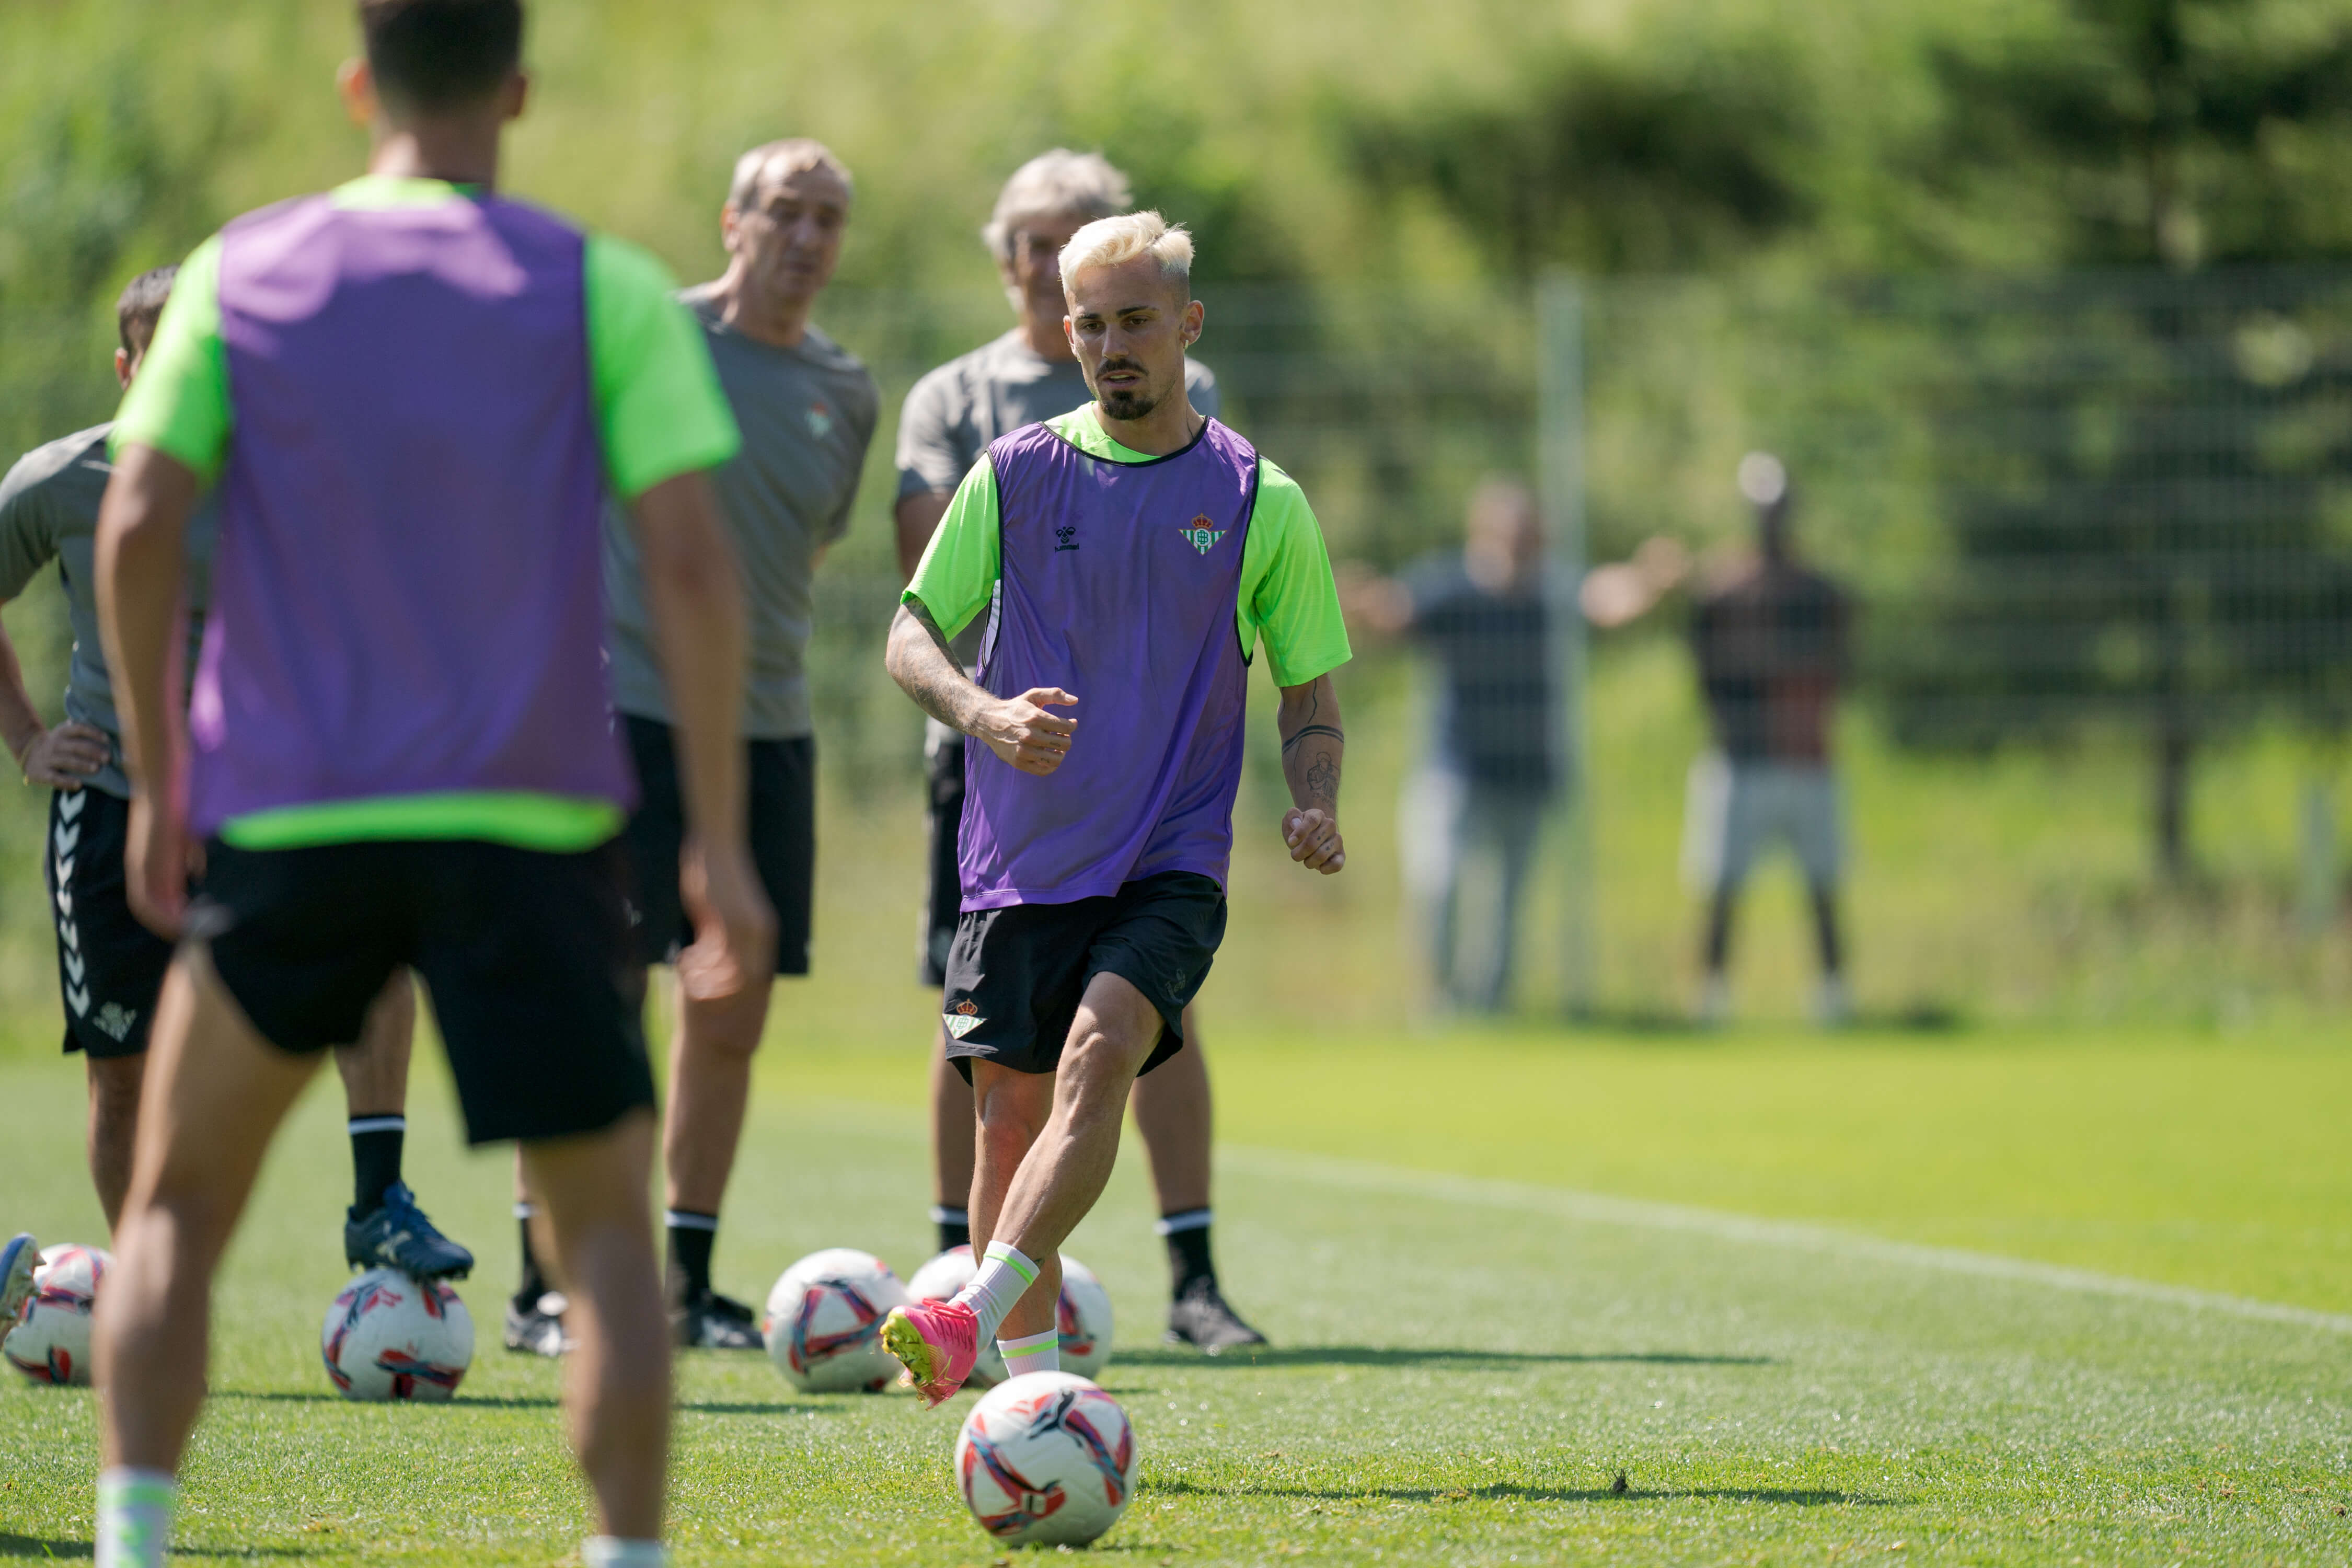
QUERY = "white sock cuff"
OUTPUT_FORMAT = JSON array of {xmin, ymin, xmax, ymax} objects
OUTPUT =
[
  {"xmin": 928, "ymin": 1204, "xmax": 970, "ymax": 1226},
  {"xmin": 98, "ymin": 1467, "xmax": 176, "ymax": 1503},
  {"xmin": 513, "ymin": 1201, "xmax": 538, "ymax": 1220},
  {"xmin": 582, "ymin": 1538, "xmax": 668, "ymax": 1568},
  {"xmin": 1155, "ymin": 1208, "xmax": 1213, "ymax": 1236},
  {"xmin": 98, "ymin": 1467, "xmax": 176, "ymax": 1568},
  {"xmin": 664, "ymin": 1210, "xmax": 719, "ymax": 1232},
  {"xmin": 996, "ymin": 1328, "xmax": 1058, "ymax": 1354},
  {"xmin": 346, "ymin": 1115, "xmax": 406, "ymax": 1135},
  {"xmin": 982, "ymin": 1239, "xmax": 1040, "ymax": 1286}
]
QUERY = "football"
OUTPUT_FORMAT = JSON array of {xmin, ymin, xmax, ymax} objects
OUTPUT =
[
  {"xmin": 4, "ymin": 1243, "xmax": 111, "ymax": 1386},
  {"xmin": 320, "ymin": 1269, "xmax": 474, "ymax": 1402},
  {"xmin": 954, "ymin": 1371, "xmax": 1139, "ymax": 1547},
  {"xmin": 763, "ymin": 1247, "xmax": 911, "ymax": 1392},
  {"xmin": 905, "ymin": 1245, "xmax": 1007, "ymax": 1387},
  {"xmin": 1055, "ymin": 1255, "xmax": 1114, "ymax": 1379}
]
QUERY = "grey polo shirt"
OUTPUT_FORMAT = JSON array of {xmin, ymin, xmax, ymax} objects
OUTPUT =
[
  {"xmin": 604, "ymin": 292, "xmax": 879, "ymax": 739},
  {"xmin": 0, "ymin": 423, "xmax": 215, "ymax": 798}
]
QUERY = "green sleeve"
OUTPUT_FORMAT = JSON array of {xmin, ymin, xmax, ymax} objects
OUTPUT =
[
  {"xmin": 902, "ymin": 455, "xmax": 1000, "ymax": 640},
  {"xmin": 1239, "ymin": 458, "xmax": 1352, "ymax": 687},
  {"xmin": 110, "ymin": 235, "xmax": 230, "ymax": 482},
  {"xmin": 583, "ymin": 235, "xmax": 741, "ymax": 499}
]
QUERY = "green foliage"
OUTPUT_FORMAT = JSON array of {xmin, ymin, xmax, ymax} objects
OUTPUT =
[{"xmin": 1331, "ymin": 39, "xmax": 1820, "ymax": 278}]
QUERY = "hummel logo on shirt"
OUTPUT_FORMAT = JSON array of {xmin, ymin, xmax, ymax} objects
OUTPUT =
[{"xmin": 1178, "ymin": 514, "xmax": 1228, "ymax": 555}]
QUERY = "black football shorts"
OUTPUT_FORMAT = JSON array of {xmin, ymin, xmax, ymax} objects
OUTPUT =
[
  {"xmin": 193, "ymin": 837, "xmax": 654, "ymax": 1146},
  {"xmin": 940, "ymin": 870, "xmax": 1226, "ymax": 1083},
  {"xmin": 620, "ymin": 714, "xmax": 813, "ymax": 976}
]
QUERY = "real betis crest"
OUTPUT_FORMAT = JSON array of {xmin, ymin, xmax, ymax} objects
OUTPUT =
[{"xmin": 1177, "ymin": 514, "xmax": 1228, "ymax": 555}]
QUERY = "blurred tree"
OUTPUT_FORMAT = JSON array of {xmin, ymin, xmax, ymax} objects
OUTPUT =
[
  {"xmin": 1327, "ymin": 41, "xmax": 1818, "ymax": 278},
  {"xmin": 1898, "ymin": 0, "xmax": 2352, "ymax": 878}
]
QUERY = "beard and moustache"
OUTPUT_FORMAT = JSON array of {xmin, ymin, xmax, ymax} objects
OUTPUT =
[{"xmin": 1090, "ymin": 355, "xmax": 1162, "ymax": 422}]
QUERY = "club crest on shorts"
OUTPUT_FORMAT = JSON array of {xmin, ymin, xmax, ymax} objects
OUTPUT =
[
  {"xmin": 1177, "ymin": 515, "xmax": 1227, "ymax": 555},
  {"xmin": 944, "ymin": 998, "xmax": 983, "ymax": 1040}
]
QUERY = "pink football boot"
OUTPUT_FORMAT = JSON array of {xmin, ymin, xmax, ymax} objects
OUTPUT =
[{"xmin": 880, "ymin": 1297, "xmax": 979, "ymax": 1407}]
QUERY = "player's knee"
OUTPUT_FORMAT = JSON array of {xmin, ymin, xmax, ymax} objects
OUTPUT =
[{"xmin": 1059, "ymin": 1028, "xmax": 1149, "ymax": 1112}]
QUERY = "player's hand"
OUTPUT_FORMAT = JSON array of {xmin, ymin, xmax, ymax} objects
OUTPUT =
[
  {"xmin": 976, "ymin": 688, "xmax": 1078, "ymax": 777},
  {"xmin": 676, "ymin": 837, "xmax": 777, "ymax": 1004},
  {"xmin": 14, "ymin": 722, "xmax": 109, "ymax": 789},
  {"xmin": 123, "ymin": 789, "xmax": 190, "ymax": 939},
  {"xmin": 1282, "ymin": 807, "xmax": 1345, "ymax": 874}
]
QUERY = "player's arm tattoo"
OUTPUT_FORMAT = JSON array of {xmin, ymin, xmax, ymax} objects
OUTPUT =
[
  {"xmin": 884, "ymin": 599, "xmax": 988, "ymax": 735},
  {"xmin": 1276, "ymin": 674, "xmax": 1345, "ymax": 817}
]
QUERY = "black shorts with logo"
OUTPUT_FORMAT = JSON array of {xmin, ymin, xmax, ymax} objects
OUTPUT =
[
  {"xmin": 920, "ymin": 730, "xmax": 966, "ymax": 986},
  {"xmin": 46, "ymin": 787, "xmax": 175, "ymax": 1059},
  {"xmin": 194, "ymin": 838, "xmax": 654, "ymax": 1146},
  {"xmin": 620, "ymin": 714, "xmax": 813, "ymax": 975},
  {"xmin": 940, "ymin": 871, "xmax": 1227, "ymax": 1083}
]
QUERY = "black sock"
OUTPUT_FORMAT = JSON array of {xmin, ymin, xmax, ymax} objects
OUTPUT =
[
  {"xmin": 513, "ymin": 1204, "xmax": 548, "ymax": 1313},
  {"xmin": 348, "ymin": 1116, "xmax": 405, "ymax": 1214},
  {"xmin": 667, "ymin": 1209, "xmax": 718, "ymax": 1302},
  {"xmin": 1159, "ymin": 1208, "xmax": 1216, "ymax": 1298},
  {"xmin": 931, "ymin": 1204, "xmax": 971, "ymax": 1253}
]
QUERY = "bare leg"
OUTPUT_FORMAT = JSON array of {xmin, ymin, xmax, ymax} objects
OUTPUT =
[
  {"xmin": 521, "ymin": 1110, "xmax": 667, "ymax": 1540},
  {"xmin": 662, "ymin": 977, "xmax": 773, "ymax": 1217},
  {"xmin": 931, "ymin": 1025, "xmax": 976, "ymax": 1212},
  {"xmin": 975, "ymin": 973, "xmax": 1163, "ymax": 1341},
  {"xmin": 97, "ymin": 947, "xmax": 318, "ymax": 1472},
  {"xmin": 86, "ymin": 1053, "xmax": 146, "ymax": 1235},
  {"xmin": 967, "ymin": 1063, "xmax": 1055, "ymax": 1324},
  {"xmin": 1127, "ymin": 1006, "xmax": 1209, "ymax": 1215},
  {"xmin": 330, "ymin": 972, "xmax": 414, "ymax": 1118}
]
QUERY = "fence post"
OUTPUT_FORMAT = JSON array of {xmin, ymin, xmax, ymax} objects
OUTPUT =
[{"xmin": 1538, "ymin": 273, "xmax": 1595, "ymax": 1018}]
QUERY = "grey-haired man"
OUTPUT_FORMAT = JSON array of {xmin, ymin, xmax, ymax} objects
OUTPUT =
[{"xmin": 893, "ymin": 150, "xmax": 1261, "ymax": 1353}]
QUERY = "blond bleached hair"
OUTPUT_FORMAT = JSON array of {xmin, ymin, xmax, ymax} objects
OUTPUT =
[
  {"xmin": 728, "ymin": 138, "xmax": 854, "ymax": 211},
  {"xmin": 1057, "ymin": 211, "xmax": 1194, "ymax": 296}
]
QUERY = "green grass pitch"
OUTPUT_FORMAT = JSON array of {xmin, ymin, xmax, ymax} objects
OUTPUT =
[{"xmin": 4, "ymin": 1023, "xmax": 2349, "ymax": 1565}]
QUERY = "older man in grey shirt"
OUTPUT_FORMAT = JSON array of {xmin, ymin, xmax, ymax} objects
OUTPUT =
[
  {"xmin": 892, "ymin": 150, "xmax": 1262, "ymax": 1354},
  {"xmin": 532, "ymin": 139, "xmax": 877, "ymax": 1357}
]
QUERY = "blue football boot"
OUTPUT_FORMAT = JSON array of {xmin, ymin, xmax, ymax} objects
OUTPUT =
[
  {"xmin": 0, "ymin": 1232, "xmax": 39, "ymax": 1324},
  {"xmin": 344, "ymin": 1183, "xmax": 474, "ymax": 1280}
]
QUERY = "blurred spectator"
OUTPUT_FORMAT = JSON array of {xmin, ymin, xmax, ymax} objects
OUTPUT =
[
  {"xmin": 1684, "ymin": 453, "xmax": 1853, "ymax": 1025},
  {"xmin": 1346, "ymin": 478, "xmax": 1573, "ymax": 1013}
]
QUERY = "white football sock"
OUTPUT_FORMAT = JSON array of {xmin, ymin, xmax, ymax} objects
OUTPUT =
[
  {"xmin": 582, "ymin": 1537, "xmax": 667, "ymax": 1568},
  {"xmin": 997, "ymin": 1328, "xmax": 1060, "ymax": 1378},
  {"xmin": 950, "ymin": 1239, "xmax": 1040, "ymax": 1344},
  {"xmin": 97, "ymin": 1467, "xmax": 176, "ymax": 1568}
]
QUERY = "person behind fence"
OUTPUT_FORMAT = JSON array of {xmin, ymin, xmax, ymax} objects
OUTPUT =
[
  {"xmin": 1345, "ymin": 478, "xmax": 1566, "ymax": 1014},
  {"xmin": 1684, "ymin": 452, "xmax": 1853, "ymax": 1025}
]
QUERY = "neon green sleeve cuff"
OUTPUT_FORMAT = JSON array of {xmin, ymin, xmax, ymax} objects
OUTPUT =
[{"xmin": 584, "ymin": 235, "xmax": 741, "ymax": 500}]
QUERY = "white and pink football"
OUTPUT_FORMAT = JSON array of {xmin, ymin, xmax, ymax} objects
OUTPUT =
[
  {"xmin": 763, "ymin": 1248, "xmax": 910, "ymax": 1392},
  {"xmin": 320, "ymin": 1268, "xmax": 472, "ymax": 1402},
  {"xmin": 4, "ymin": 1243, "xmax": 111, "ymax": 1387},
  {"xmin": 955, "ymin": 1371, "xmax": 1139, "ymax": 1547}
]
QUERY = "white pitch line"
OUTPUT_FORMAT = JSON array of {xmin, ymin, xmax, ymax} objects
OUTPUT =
[{"xmin": 1220, "ymin": 1144, "xmax": 2352, "ymax": 1338}]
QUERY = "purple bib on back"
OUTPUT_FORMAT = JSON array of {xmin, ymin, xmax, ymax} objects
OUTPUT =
[
  {"xmin": 960, "ymin": 417, "xmax": 1260, "ymax": 909},
  {"xmin": 189, "ymin": 191, "xmax": 629, "ymax": 835}
]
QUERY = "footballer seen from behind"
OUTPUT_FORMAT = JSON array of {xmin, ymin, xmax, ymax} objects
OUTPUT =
[{"xmin": 86, "ymin": 3, "xmax": 772, "ymax": 1567}]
